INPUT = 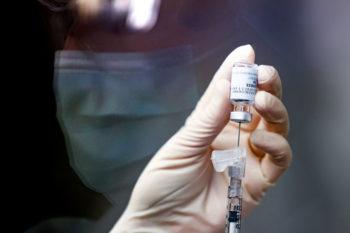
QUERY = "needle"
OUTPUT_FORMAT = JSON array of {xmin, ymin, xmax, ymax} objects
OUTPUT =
[{"xmin": 237, "ymin": 122, "xmax": 241, "ymax": 147}]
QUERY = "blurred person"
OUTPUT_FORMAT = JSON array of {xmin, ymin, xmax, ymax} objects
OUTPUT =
[{"xmin": 32, "ymin": 0, "xmax": 292, "ymax": 232}]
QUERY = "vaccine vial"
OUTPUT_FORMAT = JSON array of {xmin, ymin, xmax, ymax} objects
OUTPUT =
[{"xmin": 230, "ymin": 62, "xmax": 258, "ymax": 123}]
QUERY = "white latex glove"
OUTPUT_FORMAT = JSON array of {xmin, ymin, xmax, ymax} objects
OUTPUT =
[
  {"xmin": 112, "ymin": 45, "xmax": 292, "ymax": 233},
  {"xmin": 75, "ymin": 0, "xmax": 161, "ymax": 31}
]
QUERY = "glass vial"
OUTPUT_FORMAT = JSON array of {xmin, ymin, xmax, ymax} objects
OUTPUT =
[{"xmin": 230, "ymin": 62, "xmax": 258, "ymax": 123}]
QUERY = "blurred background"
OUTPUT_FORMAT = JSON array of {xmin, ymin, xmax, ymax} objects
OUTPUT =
[{"xmin": 16, "ymin": 0, "xmax": 350, "ymax": 232}]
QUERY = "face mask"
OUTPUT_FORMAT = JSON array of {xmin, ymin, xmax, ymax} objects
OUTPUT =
[
  {"xmin": 54, "ymin": 46, "xmax": 200, "ymax": 202},
  {"xmin": 53, "ymin": 11, "xmax": 245, "ymax": 205}
]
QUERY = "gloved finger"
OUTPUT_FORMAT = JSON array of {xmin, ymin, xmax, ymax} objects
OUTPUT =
[
  {"xmin": 250, "ymin": 130, "xmax": 292, "ymax": 183},
  {"xmin": 197, "ymin": 45, "xmax": 255, "ymax": 111},
  {"xmin": 254, "ymin": 91, "xmax": 289, "ymax": 137},
  {"xmin": 243, "ymin": 130, "xmax": 291, "ymax": 203},
  {"xmin": 126, "ymin": 0, "xmax": 161, "ymax": 31},
  {"xmin": 163, "ymin": 78, "xmax": 232, "ymax": 158},
  {"xmin": 163, "ymin": 46, "xmax": 255, "ymax": 158},
  {"xmin": 132, "ymin": 78, "xmax": 232, "ymax": 209},
  {"xmin": 258, "ymin": 65, "xmax": 282, "ymax": 99}
]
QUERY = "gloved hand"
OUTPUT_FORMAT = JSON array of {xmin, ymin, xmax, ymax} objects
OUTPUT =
[{"xmin": 112, "ymin": 45, "xmax": 292, "ymax": 233}]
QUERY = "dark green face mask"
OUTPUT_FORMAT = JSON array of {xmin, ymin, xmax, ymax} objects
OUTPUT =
[{"xmin": 54, "ymin": 46, "xmax": 200, "ymax": 202}]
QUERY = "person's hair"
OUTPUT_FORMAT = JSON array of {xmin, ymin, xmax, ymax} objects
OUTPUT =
[
  {"xmin": 37, "ymin": 0, "xmax": 74, "ymax": 49},
  {"xmin": 38, "ymin": 0, "xmax": 71, "ymax": 12}
]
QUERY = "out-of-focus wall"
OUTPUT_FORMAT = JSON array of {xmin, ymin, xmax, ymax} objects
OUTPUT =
[{"xmin": 244, "ymin": 1, "xmax": 350, "ymax": 232}]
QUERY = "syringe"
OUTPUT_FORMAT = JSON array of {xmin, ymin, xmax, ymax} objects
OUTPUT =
[
  {"xmin": 226, "ymin": 62, "xmax": 258, "ymax": 233},
  {"xmin": 211, "ymin": 147, "xmax": 247, "ymax": 233},
  {"xmin": 211, "ymin": 62, "xmax": 258, "ymax": 233},
  {"xmin": 225, "ymin": 150, "xmax": 245, "ymax": 233}
]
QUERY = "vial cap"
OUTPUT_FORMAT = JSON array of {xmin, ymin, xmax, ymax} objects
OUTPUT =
[{"xmin": 230, "ymin": 111, "xmax": 252, "ymax": 123}]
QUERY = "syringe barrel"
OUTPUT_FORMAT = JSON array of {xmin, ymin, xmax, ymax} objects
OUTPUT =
[
  {"xmin": 228, "ymin": 177, "xmax": 243, "ymax": 198},
  {"xmin": 226, "ymin": 187, "xmax": 243, "ymax": 233}
]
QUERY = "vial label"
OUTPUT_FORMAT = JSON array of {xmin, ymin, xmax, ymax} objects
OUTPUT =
[{"xmin": 230, "ymin": 65, "xmax": 258, "ymax": 103}]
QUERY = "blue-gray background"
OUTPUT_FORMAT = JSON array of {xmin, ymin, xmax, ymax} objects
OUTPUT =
[{"xmin": 245, "ymin": 1, "xmax": 350, "ymax": 232}]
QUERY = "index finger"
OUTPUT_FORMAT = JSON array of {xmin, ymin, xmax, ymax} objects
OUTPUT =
[{"xmin": 197, "ymin": 45, "xmax": 256, "ymax": 110}]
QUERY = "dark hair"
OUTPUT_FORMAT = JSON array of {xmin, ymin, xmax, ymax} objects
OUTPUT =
[
  {"xmin": 37, "ymin": 0, "xmax": 71, "ymax": 12},
  {"xmin": 37, "ymin": 0, "xmax": 74, "ymax": 49}
]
